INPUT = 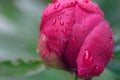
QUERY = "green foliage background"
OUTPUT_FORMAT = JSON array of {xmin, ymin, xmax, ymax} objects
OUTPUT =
[{"xmin": 0, "ymin": 0, "xmax": 120, "ymax": 80}]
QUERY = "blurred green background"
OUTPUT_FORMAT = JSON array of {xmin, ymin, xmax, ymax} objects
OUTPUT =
[{"xmin": 0, "ymin": 0, "xmax": 120, "ymax": 80}]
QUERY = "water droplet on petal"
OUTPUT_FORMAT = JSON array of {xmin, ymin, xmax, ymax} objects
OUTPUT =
[
  {"xmin": 110, "ymin": 30, "xmax": 115, "ymax": 35},
  {"xmin": 84, "ymin": 0, "xmax": 89, "ymax": 3},
  {"xmin": 54, "ymin": 29, "xmax": 58, "ymax": 33},
  {"xmin": 53, "ymin": 0, "xmax": 57, "ymax": 3},
  {"xmin": 56, "ymin": 41, "xmax": 60, "ymax": 48},
  {"xmin": 98, "ymin": 51, "xmax": 101, "ymax": 55},
  {"xmin": 94, "ymin": 65, "xmax": 101, "ymax": 76},
  {"xmin": 83, "ymin": 18, "xmax": 86, "ymax": 21},
  {"xmin": 60, "ymin": 20, "xmax": 64, "ymax": 26},
  {"xmin": 111, "ymin": 54, "xmax": 114, "ymax": 59},
  {"xmin": 83, "ymin": 50, "xmax": 93, "ymax": 64},
  {"xmin": 54, "ymin": 3, "xmax": 60, "ymax": 9},
  {"xmin": 62, "ymin": 29, "xmax": 67, "ymax": 35},
  {"xmin": 85, "ymin": 74, "xmax": 89, "ymax": 77},
  {"xmin": 81, "ymin": 28, "xmax": 85, "ymax": 33},
  {"xmin": 71, "ymin": 37, "xmax": 76, "ymax": 43},
  {"xmin": 82, "ymin": 13, "xmax": 85, "ymax": 16},
  {"xmin": 106, "ymin": 24, "xmax": 109, "ymax": 28},
  {"xmin": 84, "ymin": 67, "xmax": 87, "ymax": 71},
  {"xmin": 79, "ymin": 67, "xmax": 83, "ymax": 71},
  {"xmin": 109, "ymin": 37, "xmax": 113, "ymax": 40},
  {"xmin": 73, "ymin": 67, "xmax": 77, "ymax": 72},
  {"xmin": 52, "ymin": 19, "xmax": 56, "ymax": 25},
  {"xmin": 66, "ymin": 13, "xmax": 69, "ymax": 16},
  {"xmin": 58, "ymin": 16, "xmax": 61, "ymax": 20},
  {"xmin": 69, "ymin": 1, "xmax": 75, "ymax": 6},
  {"xmin": 42, "ymin": 49, "xmax": 50, "ymax": 58}
]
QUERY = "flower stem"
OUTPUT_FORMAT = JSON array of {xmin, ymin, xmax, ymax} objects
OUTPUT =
[
  {"xmin": 75, "ymin": 76, "xmax": 78, "ymax": 80},
  {"xmin": 83, "ymin": 78, "xmax": 92, "ymax": 80}
]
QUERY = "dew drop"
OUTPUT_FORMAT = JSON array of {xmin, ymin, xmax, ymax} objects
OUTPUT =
[
  {"xmin": 62, "ymin": 29, "xmax": 67, "ymax": 35},
  {"xmin": 98, "ymin": 51, "xmax": 101, "ymax": 55},
  {"xmin": 79, "ymin": 67, "xmax": 83, "ymax": 71},
  {"xmin": 73, "ymin": 67, "xmax": 77, "ymax": 72},
  {"xmin": 54, "ymin": 29, "xmax": 58, "ymax": 33},
  {"xmin": 56, "ymin": 41, "xmax": 60, "ymax": 48},
  {"xmin": 109, "ymin": 37, "xmax": 113, "ymax": 41},
  {"xmin": 58, "ymin": 16, "xmax": 61, "ymax": 20},
  {"xmin": 97, "ymin": 34, "xmax": 100, "ymax": 38},
  {"xmin": 82, "ymin": 13, "xmax": 85, "ymax": 16},
  {"xmin": 94, "ymin": 65, "xmax": 100, "ymax": 76},
  {"xmin": 110, "ymin": 30, "xmax": 115, "ymax": 35},
  {"xmin": 53, "ymin": 0, "xmax": 57, "ymax": 3},
  {"xmin": 69, "ymin": 1, "xmax": 75, "ymax": 6},
  {"xmin": 84, "ymin": 0, "xmax": 89, "ymax": 3},
  {"xmin": 66, "ymin": 13, "xmax": 69, "ymax": 16},
  {"xmin": 44, "ymin": 13, "xmax": 47, "ymax": 17},
  {"xmin": 70, "ymin": 48, "xmax": 73, "ymax": 51},
  {"xmin": 52, "ymin": 19, "xmax": 56, "ymax": 25},
  {"xmin": 111, "ymin": 54, "xmax": 114, "ymax": 59},
  {"xmin": 81, "ymin": 28, "xmax": 85, "ymax": 33},
  {"xmin": 60, "ymin": 20, "xmax": 64, "ymax": 26},
  {"xmin": 85, "ymin": 74, "xmax": 89, "ymax": 77},
  {"xmin": 62, "ymin": 11, "xmax": 65, "ymax": 14},
  {"xmin": 54, "ymin": 3, "xmax": 60, "ymax": 10},
  {"xmin": 42, "ymin": 49, "xmax": 50, "ymax": 58},
  {"xmin": 83, "ymin": 18, "xmax": 86, "ymax": 21},
  {"xmin": 71, "ymin": 37, "xmax": 76, "ymax": 43},
  {"xmin": 95, "ymin": 6, "xmax": 99, "ymax": 12},
  {"xmin": 83, "ymin": 50, "xmax": 93, "ymax": 64},
  {"xmin": 84, "ymin": 67, "xmax": 87, "ymax": 71}
]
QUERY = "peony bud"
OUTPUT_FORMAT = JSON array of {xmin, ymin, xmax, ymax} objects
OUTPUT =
[{"xmin": 37, "ymin": 0, "xmax": 114, "ymax": 79}]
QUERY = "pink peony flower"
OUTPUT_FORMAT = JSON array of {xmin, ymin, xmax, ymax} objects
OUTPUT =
[{"xmin": 37, "ymin": 0, "xmax": 114, "ymax": 79}]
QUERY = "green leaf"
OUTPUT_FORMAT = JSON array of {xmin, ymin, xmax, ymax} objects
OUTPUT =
[
  {"xmin": 93, "ymin": 69, "xmax": 118, "ymax": 80},
  {"xmin": 93, "ymin": 0, "xmax": 120, "ymax": 40},
  {"xmin": 107, "ymin": 39, "xmax": 120, "ymax": 79},
  {"xmin": 0, "ymin": 0, "xmax": 46, "ymax": 61},
  {"xmin": 0, "ymin": 60, "xmax": 44, "ymax": 77}
]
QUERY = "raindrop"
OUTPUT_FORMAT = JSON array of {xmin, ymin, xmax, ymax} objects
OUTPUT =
[
  {"xmin": 73, "ymin": 67, "xmax": 77, "ymax": 72},
  {"xmin": 53, "ymin": 0, "xmax": 57, "ymax": 3},
  {"xmin": 62, "ymin": 11, "xmax": 65, "ymax": 14},
  {"xmin": 97, "ymin": 34, "xmax": 100, "ymax": 38},
  {"xmin": 62, "ymin": 29, "xmax": 67, "ymax": 35},
  {"xmin": 53, "ymin": 29, "xmax": 58, "ymax": 33},
  {"xmin": 56, "ymin": 41, "xmax": 60, "ymax": 48},
  {"xmin": 110, "ymin": 30, "xmax": 115, "ymax": 35},
  {"xmin": 69, "ymin": 1, "xmax": 75, "ymax": 6},
  {"xmin": 60, "ymin": 20, "xmax": 64, "ymax": 26},
  {"xmin": 71, "ymin": 37, "xmax": 76, "ymax": 44},
  {"xmin": 83, "ymin": 18, "xmax": 86, "ymax": 21},
  {"xmin": 54, "ymin": 3, "xmax": 60, "ymax": 9},
  {"xmin": 98, "ymin": 51, "xmax": 101, "ymax": 55},
  {"xmin": 106, "ymin": 24, "xmax": 109, "ymax": 28},
  {"xmin": 94, "ymin": 65, "xmax": 100, "ymax": 76},
  {"xmin": 85, "ymin": 74, "xmax": 89, "ymax": 77},
  {"xmin": 82, "ymin": 13, "xmax": 85, "ymax": 16},
  {"xmin": 52, "ymin": 19, "xmax": 56, "ymax": 25},
  {"xmin": 84, "ymin": 67, "xmax": 87, "ymax": 71},
  {"xmin": 83, "ymin": 49, "xmax": 93, "ymax": 64},
  {"xmin": 58, "ymin": 16, "xmax": 61, "ymax": 20},
  {"xmin": 109, "ymin": 37, "xmax": 113, "ymax": 41},
  {"xmin": 79, "ymin": 67, "xmax": 83, "ymax": 71},
  {"xmin": 95, "ymin": 6, "xmax": 98, "ymax": 12},
  {"xmin": 111, "ymin": 54, "xmax": 114, "ymax": 59},
  {"xmin": 66, "ymin": 13, "xmax": 69, "ymax": 16},
  {"xmin": 81, "ymin": 27, "xmax": 85, "ymax": 33},
  {"xmin": 42, "ymin": 49, "xmax": 50, "ymax": 58},
  {"xmin": 84, "ymin": 0, "xmax": 89, "ymax": 3}
]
